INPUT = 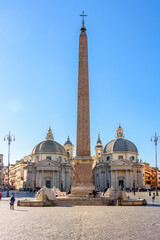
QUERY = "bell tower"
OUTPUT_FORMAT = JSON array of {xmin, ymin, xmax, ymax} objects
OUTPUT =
[{"xmin": 95, "ymin": 134, "xmax": 103, "ymax": 163}]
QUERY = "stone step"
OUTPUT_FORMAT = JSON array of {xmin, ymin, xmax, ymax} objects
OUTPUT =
[{"xmin": 53, "ymin": 197, "xmax": 114, "ymax": 207}]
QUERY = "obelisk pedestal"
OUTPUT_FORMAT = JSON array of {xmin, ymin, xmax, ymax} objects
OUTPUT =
[
  {"xmin": 71, "ymin": 156, "xmax": 94, "ymax": 195},
  {"xmin": 71, "ymin": 13, "xmax": 94, "ymax": 196}
]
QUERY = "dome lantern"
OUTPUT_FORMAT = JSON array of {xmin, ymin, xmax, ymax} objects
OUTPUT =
[
  {"xmin": 46, "ymin": 127, "xmax": 54, "ymax": 140},
  {"xmin": 116, "ymin": 124, "xmax": 124, "ymax": 139}
]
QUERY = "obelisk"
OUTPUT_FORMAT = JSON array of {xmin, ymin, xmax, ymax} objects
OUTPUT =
[{"xmin": 71, "ymin": 12, "xmax": 94, "ymax": 195}]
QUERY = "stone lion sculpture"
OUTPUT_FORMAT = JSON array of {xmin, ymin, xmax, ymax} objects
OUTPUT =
[{"xmin": 36, "ymin": 186, "xmax": 57, "ymax": 201}]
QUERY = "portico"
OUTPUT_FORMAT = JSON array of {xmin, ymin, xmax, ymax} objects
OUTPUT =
[
  {"xmin": 35, "ymin": 159, "xmax": 71, "ymax": 190},
  {"xmin": 110, "ymin": 167, "xmax": 133, "ymax": 189}
]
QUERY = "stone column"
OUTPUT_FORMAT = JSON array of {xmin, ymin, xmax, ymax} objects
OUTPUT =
[
  {"xmin": 99, "ymin": 168, "xmax": 101, "ymax": 189},
  {"xmin": 57, "ymin": 171, "xmax": 60, "ymax": 189},
  {"xmin": 110, "ymin": 171, "xmax": 112, "ymax": 187},
  {"xmin": 137, "ymin": 169, "xmax": 139, "ymax": 188},
  {"xmin": 52, "ymin": 171, "xmax": 55, "ymax": 188},
  {"xmin": 41, "ymin": 170, "xmax": 44, "ymax": 188},
  {"xmin": 59, "ymin": 171, "xmax": 62, "ymax": 191},
  {"xmin": 130, "ymin": 170, "xmax": 133, "ymax": 190},
  {"xmin": 115, "ymin": 170, "xmax": 117, "ymax": 189},
  {"xmin": 105, "ymin": 168, "xmax": 107, "ymax": 189},
  {"xmin": 125, "ymin": 170, "xmax": 127, "ymax": 188},
  {"xmin": 36, "ymin": 170, "xmax": 39, "ymax": 187}
]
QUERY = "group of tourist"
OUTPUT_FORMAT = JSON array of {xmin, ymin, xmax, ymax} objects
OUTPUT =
[{"xmin": 92, "ymin": 189, "xmax": 106, "ymax": 198}]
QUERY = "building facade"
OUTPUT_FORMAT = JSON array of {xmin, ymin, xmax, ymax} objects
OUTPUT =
[
  {"xmin": 93, "ymin": 126, "xmax": 144, "ymax": 190},
  {"xmin": 142, "ymin": 162, "xmax": 160, "ymax": 189},
  {"xmin": 3, "ymin": 128, "xmax": 74, "ymax": 191}
]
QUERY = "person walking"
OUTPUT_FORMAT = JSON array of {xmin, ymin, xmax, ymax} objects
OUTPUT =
[
  {"xmin": 152, "ymin": 192, "xmax": 155, "ymax": 203},
  {"xmin": 133, "ymin": 189, "xmax": 136, "ymax": 196},
  {"xmin": 10, "ymin": 193, "xmax": 15, "ymax": 210},
  {"xmin": 0, "ymin": 192, "xmax": 2, "ymax": 200}
]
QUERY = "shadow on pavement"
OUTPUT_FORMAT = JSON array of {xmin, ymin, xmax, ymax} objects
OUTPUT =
[
  {"xmin": 15, "ymin": 209, "xmax": 28, "ymax": 212},
  {"xmin": 144, "ymin": 203, "xmax": 160, "ymax": 207}
]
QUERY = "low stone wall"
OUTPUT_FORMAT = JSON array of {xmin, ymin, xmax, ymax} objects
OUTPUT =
[
  {"xmin": 17, "ymin": 197, "xmax": 147, "ymax": 207},
  {"xmin": 119, "ymin": 199, "xmax": 147, "ymax": 206},
  {"xmin": 17, "ymin": 200, "xmax": 44, "ymax": 207},
  {"xmin": 53, "ymin": 197, "xmax": 114, "ymax": 207}
]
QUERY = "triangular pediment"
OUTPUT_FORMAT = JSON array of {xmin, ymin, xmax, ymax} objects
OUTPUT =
[
  {"xmin": 36, "ymin": 159, "xmax": 59, "ymax": 167},
  {"xmin": 110, "ymin": 159, "xmax": 133, "ymax": 167}
]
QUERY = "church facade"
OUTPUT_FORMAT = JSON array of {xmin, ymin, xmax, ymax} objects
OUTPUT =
[
  {"xmin": 93, "ymin": 125, "xmax": 144, "ymax": 190},
  {"xmin": 4, "ymin": 128, "xmax": 74, "ymax": 191}
]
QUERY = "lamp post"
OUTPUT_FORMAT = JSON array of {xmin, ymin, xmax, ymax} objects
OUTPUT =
[
  {"xmin": 151, "ymin": 133, "xmax": 160, "ymax": 196},
  {"xmin": 4, "ymin": 132, "xmax": 15, "ymax": 197}
]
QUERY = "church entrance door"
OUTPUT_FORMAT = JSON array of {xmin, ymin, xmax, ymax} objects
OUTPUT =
[
  {"xmin": 46, "ymin": 180, "xmax": 51, "ymax": 188},
  {"xmin": 119, "ymin": 180, "xmax": 124, "ymax": 188}
]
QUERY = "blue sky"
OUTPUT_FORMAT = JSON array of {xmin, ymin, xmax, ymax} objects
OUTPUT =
[{"xmin": 0, "ymin": 0, "xmax": 160, "ymax": 167}]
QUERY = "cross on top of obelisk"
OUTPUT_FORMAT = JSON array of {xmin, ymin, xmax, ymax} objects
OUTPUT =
[{"xmin": 80, "ymin": 11, "xmax": 87, "ymax": 32}]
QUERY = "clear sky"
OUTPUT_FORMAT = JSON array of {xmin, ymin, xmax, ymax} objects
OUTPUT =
[{"xmin": 0, "ymin": 0, "xmax": 160, "ymax": 167}]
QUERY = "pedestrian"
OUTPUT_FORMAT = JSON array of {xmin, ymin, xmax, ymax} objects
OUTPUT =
[
  {"xmin": 133, "ymin": 189, "xmax": 136, "ymax": 196},
  {"xmin": 0, "ymin": 192, "xmax": 2, "ymax": 200},
  {"xmin": 149, "ymin": 190, "xmax": 151, "ymax": 196},
  {"xmin": 93, "ymin": 190, "xmax": 97, "ymax": 198},
  {"xmin": 100, "ymin": 191, "xmax": 103, "ymax": 198},
  {"xmin": 10, "ymin": 193, "xmax": 15, "ymax": 210},
  {"xmin": 152, "ymin": 192, "xmax": 155, "ymax": 203}
]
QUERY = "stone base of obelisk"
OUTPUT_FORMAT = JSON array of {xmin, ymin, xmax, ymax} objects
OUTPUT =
[{"xmin": 71, "ymin": 156, "xmax": 95, "ymax": 196}]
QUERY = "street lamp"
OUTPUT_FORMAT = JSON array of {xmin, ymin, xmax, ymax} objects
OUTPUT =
[
  {"xmin": 4, "ymin": 132, "xmax": 15, "ymax": 197},
  {"xmin": 151, "ymin": 133, "xmax": 160, "ymax": 196}
]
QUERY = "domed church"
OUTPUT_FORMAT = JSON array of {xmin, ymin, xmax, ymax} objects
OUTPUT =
[
  {"xmin": 23, "ymin": 128, "xmax": 74, "ymax": 191},
  {"xmin": 93, "ymin": 125, "xmax": 144, "ymax": 190}
]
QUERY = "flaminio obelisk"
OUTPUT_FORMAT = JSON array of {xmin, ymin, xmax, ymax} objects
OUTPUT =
[{"xmin": 71, "ymin": 12, "xmax": 94, "ymax": 195}]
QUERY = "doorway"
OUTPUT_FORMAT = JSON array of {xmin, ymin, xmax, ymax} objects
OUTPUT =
[
  {"xmin": 46, "ymin": 180, "xmax": 51, "ymax": 188},
  {"xmin": 119, "ymin": 180, "xmax": 124, "ymax": 188}
]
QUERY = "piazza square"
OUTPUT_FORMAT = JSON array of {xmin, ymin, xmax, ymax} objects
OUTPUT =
[
  {"xmin": 1, "ymin": 192, "xmax": 160, "ymax": 240},
  {"xmin": 0, "ymin": 1, "xmax": 160, "ymax": 240}
]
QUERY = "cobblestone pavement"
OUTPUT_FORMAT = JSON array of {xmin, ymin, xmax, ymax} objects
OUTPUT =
[{"xmin": 1, "ymin": 192, "xmax": 160, "ymax": 240}]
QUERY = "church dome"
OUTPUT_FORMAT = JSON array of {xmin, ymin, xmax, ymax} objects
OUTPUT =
[
  {"xmin": 103, "ymin": 125, "xmax": 138, "ymax": 154},
  {"xmin": 103, "ymin": 138, "xmax": 138, "ymax": 154},
  {"xmin": 32, "ymin": 128, "xmax": 66, "ymax": 155}
]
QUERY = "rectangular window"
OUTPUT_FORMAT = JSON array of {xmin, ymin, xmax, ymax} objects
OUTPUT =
[
  {"xmin": 107, "ymin": 156, "xmax": 110, "ymax": 161},
  {"xmin": 118, "ymin": 155, "xmax": 123, "ymax": 160},
  {"xmin": 46, "ymin": 156, "xmax": 52, "ymax": 160}
]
